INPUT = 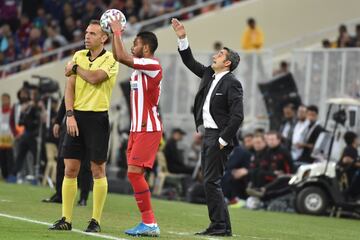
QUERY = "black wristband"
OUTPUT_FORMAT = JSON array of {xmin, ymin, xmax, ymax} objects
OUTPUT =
[
  {"xmin": 66, "ymin": 110, "xmax": 74, "ymax": 117},
  {"xmin": 72, "ymin": 64, "xmax": 78, "ymax": 74}
]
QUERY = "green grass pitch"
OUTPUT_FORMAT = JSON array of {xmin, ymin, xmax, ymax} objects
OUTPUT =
[{"xmin": 0, "ymin": 181, "xmax": 358, "ymax": 240}]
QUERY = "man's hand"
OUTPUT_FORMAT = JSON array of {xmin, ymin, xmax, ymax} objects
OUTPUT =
[
  {"xmin": 171, "ymin": 18, "xmax": 186, "ymax": 39},
  {"xmin": 66, "ymin": 116, "xmax": 79, "ymax": 137},
  {"xmin": 65, "ymin": 61, "xmax": 75, "ymax": 77},
  {"xmin": 53, "ymin": 123, "xmax": 60, "ymax": 138},
  {"xmin": 219, "ymin": 143, "xmax": 225, "ymax": 150},
  {"xmin": 109, "ymin": 13, "xmax": 125, "ymax": 34}
]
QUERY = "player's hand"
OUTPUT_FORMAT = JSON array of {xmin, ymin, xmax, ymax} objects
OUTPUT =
[
  {"xmin": 53, "ymin": 123, "xmax": 60, "ymax": 138},
  {"xmin": 109, "ymin": 13, "xmax": 124, "ymax": 34},
  {"xmin": 66, "ymin": 116, "xmax": 79, "ymax": 137},
  {"xmin": 171, "ymin": 18, "xmax": 186, "ymax": 39},
  {"xmin": 219, "ymin": 143, "xmax": 225, "ymax": 150},
  {"xmin": 65, "ymin": 61, "xmax": 75, "ymax": 77}
]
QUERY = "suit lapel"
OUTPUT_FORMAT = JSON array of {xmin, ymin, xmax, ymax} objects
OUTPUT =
[{"xmin": 210, "ymin": 73, "xmax": 229, "ymax": 101}]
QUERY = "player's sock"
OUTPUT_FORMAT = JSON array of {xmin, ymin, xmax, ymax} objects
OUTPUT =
[
  {"xmin": 127, "ymin": 172, "xmax": 156, "ymax": 224},
  {"xmin": 62, "ymin": 176, "xmax": 78, "ymax": 222},
  {"xmin": 92, "ymin": 177, "xmax": 108, "ymax": 223}
]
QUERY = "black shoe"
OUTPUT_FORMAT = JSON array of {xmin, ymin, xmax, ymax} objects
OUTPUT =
[
  {"xmin": 195, "ymin": 228, "xmax": 232, "ymax": 236},
  {"xmin": 42, "ymin": 194, "xmax": 62, "ymax": 204},
  {"xmin": 77, "ymin": 199, "xmax": 87, "ymax": 206},
  {"xmin": 85, "ymin": 218, "xmax": 101, "ymax": 233},
  {"xmin": 49, "ymin": 217, "xmax": 72, "ymax": 230}
]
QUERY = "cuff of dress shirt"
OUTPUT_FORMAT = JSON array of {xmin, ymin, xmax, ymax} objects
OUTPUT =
[
  {"xmin": 178, "ymin": 37, "xmax": 189, "ymax": 51},
  {"xmin": 219, "ymin": 137, "xmax": 228, "ymax": 146}
]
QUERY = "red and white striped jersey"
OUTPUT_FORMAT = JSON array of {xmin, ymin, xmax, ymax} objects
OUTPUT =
[{"xmin": 130, "ymin": 57, "xmax": 163, "ymax": 132}]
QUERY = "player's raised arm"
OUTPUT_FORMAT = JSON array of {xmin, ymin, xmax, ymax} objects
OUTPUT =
[{"xmin": 109, "ymin": 16, "xmax": 134, "ymax": 68}]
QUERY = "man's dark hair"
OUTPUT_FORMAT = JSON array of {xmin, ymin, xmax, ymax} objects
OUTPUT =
[
  {"xmin": 89, "ymin": 19, "xmax": 101, "ymax": 26},
  {"xmin": 307, "ymin": 105, "xmax": 319, "ymax": 114},
  {"xmin": 89, "ymin": 19, "xmax": 109, "ymax": 36},
  {"xmin": 266, "ymin": 130, "xmax": 282, "ymax": 140},
  {"xmin": 1, "ymin": 93, "xmax": 10, "ymax": 99},
  {"xmin": 247, "ymin": 18, "xmax": 255, "ymax": 26},
  {"xmin": 344, "ymin": 131, "xmax": 357, "ymax": 146},
  {"xmin": 137, "ymin": 31, "xmax": 158, "ymax": 54},
  {"xmin": 223, "ymin": 47, "xmax": 240, "ymax": 72}
]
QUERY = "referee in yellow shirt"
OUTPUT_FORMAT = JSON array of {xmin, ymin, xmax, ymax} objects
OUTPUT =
[{"xmin": 49, "ymin": 20, "xmax": 119, "ymax": 232}]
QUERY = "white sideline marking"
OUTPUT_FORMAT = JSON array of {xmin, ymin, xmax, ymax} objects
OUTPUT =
[{"xmin": 0, "ymin": 213, "xmax": 128, "ymax": 240}]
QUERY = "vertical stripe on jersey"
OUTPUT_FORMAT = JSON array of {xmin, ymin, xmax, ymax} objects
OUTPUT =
[
  {"xmin": 136, "ymin": 73, "xmax": 144, "ymax": 132},
  {"xmin": 152, "ymin": 106, "xmax": 161, "ymax": 131},
  {"xmin": 146, "ymin": 112, "xmax": 153, "ymax": 131}
]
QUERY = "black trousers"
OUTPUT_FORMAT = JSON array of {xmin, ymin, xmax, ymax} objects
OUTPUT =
[
  {"xmin": 0, "ymin": 148, "xmax": 13, "ymax": 179},
  {"xmin": 12, "ymin": 133, "xmax": 37, "ymax": 175},
  {"xmin": 201, "ymin": 129, "xmax": 231, "ymax": 231}
]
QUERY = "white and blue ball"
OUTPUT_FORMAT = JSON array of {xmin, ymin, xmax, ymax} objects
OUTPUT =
[{"xmin": 100, "ymin": 9, "xmax": 126, "ymax": 34}]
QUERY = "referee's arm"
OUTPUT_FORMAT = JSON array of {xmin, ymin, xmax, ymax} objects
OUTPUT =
[
  {"xmin": 65, "ymin": 75, "xmax": 79, "ymax": 137},
  {"xmin": 75, "ymin": 67, "xmax": 108, "ymax": 85}
]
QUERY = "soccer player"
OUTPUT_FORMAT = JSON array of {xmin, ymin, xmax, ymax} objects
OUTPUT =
[
  {"xmin": 49, "ymin": 20, "xmax": 119, "ymax": 232},
  {"xmin": 109, "ymin": 17, "xmax": 162, "ymax": 237}
]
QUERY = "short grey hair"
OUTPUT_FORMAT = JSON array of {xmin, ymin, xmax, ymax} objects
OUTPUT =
[{"xmin": 223, "ymin": 47, "xmax": 240, "ymax": 72}]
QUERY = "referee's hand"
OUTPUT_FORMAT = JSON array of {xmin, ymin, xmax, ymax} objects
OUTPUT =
[{"xmin": 66, "ymin": 116, "xmax": 79, "ymax": 137}]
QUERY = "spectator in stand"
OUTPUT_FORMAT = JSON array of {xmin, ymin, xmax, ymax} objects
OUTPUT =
[
  {"xmin": 291, "ymin": 105, "xmax": 309, "ymax": 163},
  {"xmin": 273, "ymin": 61, "xmax": 289, "ymax": 77},
  {"xmin": 322, "ymin": 39, "xmax": 332, "ymax": 48},
  {"xmin": 32, "ymin": 7, "xmax": 47, "ymax": 29},
  {"xmin": 266, "ymin": 131, "xmax": 293, "ymax": 176},
  {"xmin": 164, "ymin": 128, "xmax": 194, "ymax": 174},
  {"xmin": 351, "ymin": 24, "xmax": 360, "ymax": 47},
  {"xmin": 123, "ymin": 15, "xmax": 141, "ymax": 37},
  {"xmin": 248, "ymin": 133, "xmax": 270, "ymax": 188},
  {"xmin": 61, "ymin": 16, "xmax": 78, "ymax": 42},
  {"xmin": 16, "ymin": 14, "xmax": 32, "ymax": 48},
  {"xmin": 241, "ymin": 18, "xmax": 264, "ymax": 50},
  {"xmin": 279, "ymin": 102, "xmax": 297, "ymax": 151},
  {"xmin": 297, "ymin": 105, "xmax": 323, "ymax": 164},
  {"xmin": 43, "ymin": 25, "xmax": 68, "ymax": 51},
  {"xmin": 81, "ymin": 1, "xmax": 103, "ymax": 28},
  {"xmin": 163, "ymin": 0, "xmax": 181, "ymax": 14},
  {"xmin": 222, "ymin": 133, "xmax": 253, "ymax": 204},
  {"xmin": 139, "ymin": 0, "xmax": 162, "ymax": 21},
  {"xmin": 337, "ymin": 24, "xmax": 352, "ymax": 48},
  {"xmin": 0, "ymin": 93, "xmax": 14, "ymax": 179},
  {"xmin": 339, "ymin": 131, "xmax": 360, "ymax": 201},
  {"xmin": 124, "ymin": 0, "xmax": 139, "ymax": 19},
  {"xmin": 0, "ymin": 0, "xmax": 19, "ymax": 32},
  {"xmin": 247, "ymin": 131, "xmax": 294, "ymax": 200},
  {"xmin": 213, "ymin": 41, "xmax": 223, "ymax": 51}
]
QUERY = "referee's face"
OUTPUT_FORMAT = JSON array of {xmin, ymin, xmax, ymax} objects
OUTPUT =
[{"xmin": 85, "ymin": 24, "xmax": 106, "ymax": 50}]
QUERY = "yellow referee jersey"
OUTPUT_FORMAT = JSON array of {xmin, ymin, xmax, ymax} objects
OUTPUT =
[{"xmin": 72, "ymin": 49, "xmax": 119, "ymax": 111}]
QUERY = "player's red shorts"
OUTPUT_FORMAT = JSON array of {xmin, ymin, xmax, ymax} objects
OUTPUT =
[{"xmin": 127, "ymin": 131, "xmax": 162, "ymax": 169}]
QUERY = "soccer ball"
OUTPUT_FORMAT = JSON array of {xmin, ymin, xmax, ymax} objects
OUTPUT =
[{"xmin": 100, "ymin": 9, "xmax": 126, "ymax": 34}]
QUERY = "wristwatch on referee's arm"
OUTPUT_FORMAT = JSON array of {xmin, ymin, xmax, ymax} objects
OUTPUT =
[
  {"xmin": 66, "ymin": 110, "xmax": 74, "ymax": 117},
  {"xmin": 72, "ymin": 64, "xmax": 78, "ymax": 74}
]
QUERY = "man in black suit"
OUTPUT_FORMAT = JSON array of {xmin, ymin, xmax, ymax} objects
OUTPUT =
[{"xmin": 171, "ymin": 18, "xmax": 243, "ymax": 237}]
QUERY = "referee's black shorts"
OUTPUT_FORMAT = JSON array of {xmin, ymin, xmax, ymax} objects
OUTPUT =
[{"xmin": 61, "ymin": 110, "xmax": 110, "ymax": 163}]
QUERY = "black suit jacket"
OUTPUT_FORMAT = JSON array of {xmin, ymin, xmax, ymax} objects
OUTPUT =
[{"xmin": 179, "ymin": 47, "xmax": 244, "ymax": 145}]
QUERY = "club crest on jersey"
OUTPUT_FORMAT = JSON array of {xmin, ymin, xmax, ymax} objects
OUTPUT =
[{"xmin": 130, "ymin": 81, "xmax": 138, "ymax": 91}]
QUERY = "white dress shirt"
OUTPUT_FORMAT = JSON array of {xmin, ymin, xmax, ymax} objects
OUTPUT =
[
  {"xmin": 291, "ymin": 120, "xmax": 309, "ymax": 160},
  {"xmin": 178, "ymin": 37, "xmax": 228, "ymax": 146}
]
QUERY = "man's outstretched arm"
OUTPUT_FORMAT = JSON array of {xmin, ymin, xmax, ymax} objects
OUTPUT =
[{"xmin": 171, "ymin": 18, "xmax": 206, "ymax": 78}]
